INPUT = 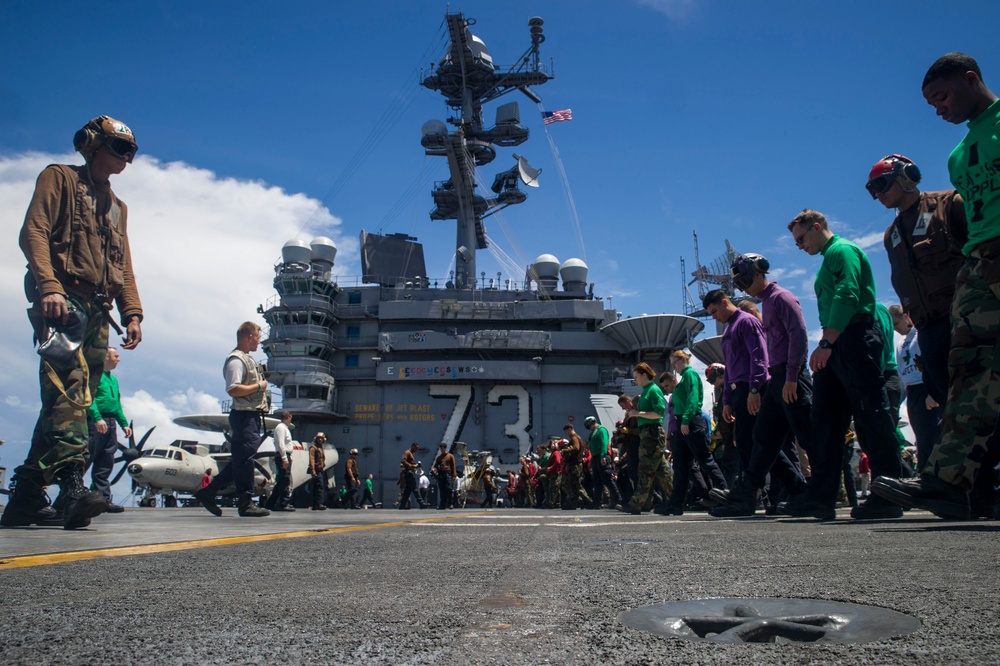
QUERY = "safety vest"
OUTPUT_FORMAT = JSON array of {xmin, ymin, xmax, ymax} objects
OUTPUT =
[
  {"xmin": 226, "ymin": 349, "xmax": 268, "ymax": 411},
  {"xmin": 883, "ymin": 190, "xmax": 967, "ymax": 329}
]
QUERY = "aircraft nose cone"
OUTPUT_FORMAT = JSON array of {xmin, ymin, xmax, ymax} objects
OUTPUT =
[{"xmin": 128, "ymin": 463, "xmax": 143, "ymax": 476}]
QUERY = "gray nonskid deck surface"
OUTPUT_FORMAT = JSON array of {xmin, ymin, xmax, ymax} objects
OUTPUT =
[{"xmin": 1, "ymin": 508, "xmax": 998, "ymax": 665}]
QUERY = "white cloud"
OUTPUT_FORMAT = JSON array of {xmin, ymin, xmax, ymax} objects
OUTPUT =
[
  {"xmin": 0, "ymin": 152, "xmax": 354, "ymax": 486},
  {"xmin": 122, "ymin": 389, "xmax": 226, "ymax": 448},
  {"xmin": 849, "ymin": 230, "xmax": 885, "ymax": 251},
  {"xmin": 769, "ymin": 266, "xmax": 807, "ymax": 281}
]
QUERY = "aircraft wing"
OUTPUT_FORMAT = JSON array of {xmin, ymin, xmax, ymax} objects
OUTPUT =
[
  {"xmin": 590, "ymin": 393, "xmax": 624, "ymax": 432},
  {"xmin": 174, "ymin": 414, "xmax": 281, "ymax": 433}
]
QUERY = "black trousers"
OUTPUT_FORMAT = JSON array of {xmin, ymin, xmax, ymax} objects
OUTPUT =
[
  {"xmin": 884, "ymin": 372, "xmax": 903, "ymax": 427},
  {"xmin": 668, "ymin": 414, "xmax": 727, "ymax": 508},
  {"xmin": 436, "ymin": 472, "xmax": 452, "ymax": 508},
  {"xmin": 86, "ymin": 418, "xmax": 118, "ymax": 501},
  {"xmin": 906, "ymin": 382, "xmax": 943, "ymax": 471},
  {"xmin": 745, "ymin": 364, "xmax": 812, "ymax": 492},
  {"xmin": 590, "ymin": 456, "xmax": 622, "ymax": 506},
  {"xmin": 808, "ymin": 321, "xmax": 903, "ymax": 508},
  {"xmin": 266, "ymin": 461, "xmax": 292, "ymax": 509},
  {"xmin": 402, "ymin": 471, "xmax": 419, "ymax": 508},
  {"xmin": 344, "ymin": 477, "xmax": 359, "ymax": 508},
  {"xmin": 311, "ymin": 469, "xmax": 328, "ymax": 507},
  {"xmin": 730, "ymin": 382, "xmax": 756, "ymax": 475},
  {"xmin": 212, "ymin": 411, "xmax": 262, "ymax": 498},
  {"xmin": 916, "ymin": 316, "xmax": 951, "ymax": 407}
]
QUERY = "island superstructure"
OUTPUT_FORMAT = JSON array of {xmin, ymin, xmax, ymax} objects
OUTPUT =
[{"xmin": 259, "ymin": 12, "xmax": 703, "ymax": 501}]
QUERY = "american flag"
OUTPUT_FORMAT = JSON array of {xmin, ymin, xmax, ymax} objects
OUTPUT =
[{"xmin": 542, "ymin": 109, "xmax": 573, "ymax": 125}]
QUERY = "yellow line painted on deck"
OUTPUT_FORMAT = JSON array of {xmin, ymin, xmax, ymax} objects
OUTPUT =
[{"xmin": 0, "ymin": 513, "xmax": 484, "ymax": 571}]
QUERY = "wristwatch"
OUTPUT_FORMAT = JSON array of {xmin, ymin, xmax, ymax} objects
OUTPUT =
[
  {"xmin": 819, "ymin": 339, "xmax": 834, "ymax": 349},
  {"xmin": 749, "ymin": 386, "xmax": 759, "ymax": 395}
]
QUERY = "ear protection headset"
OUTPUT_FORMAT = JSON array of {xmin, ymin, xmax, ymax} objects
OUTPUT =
[
  {"xmin": 730, "ymin": 253, "xmax": 770, "ymax": 292},
  {"xmin": 883, "ymin": 154, "xmax": 922, "ymax": 191},
  {"xmin": 73, "ymin": 116, "xmax": 137, "ymax": 162},
  {"xmin": 73, "ymin": 116, "xmax": 110, "ymax": 158},
  {"xmin": 867, "ymin": 154, "xmax": 922, "ymax": 198}
]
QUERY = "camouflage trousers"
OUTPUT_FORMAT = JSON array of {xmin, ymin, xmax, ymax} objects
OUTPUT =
[
  {"xmin": 628, "ymin": 423, "xmax": 673, "ymax": 510},
  {"xmin": 18, "ymin": 297, "xmax": 109, "ymax": 484},
  {"xmin": 561, "ymin": 460, "xmax": 589, "ymax": 508},
  {"xmin": 545, "ymin": 473, "xmax": 561, "ymax": 508},
  {"xmin": 518, "ymin": 478, "xmax": 536, "ymax": 507},
  {"xmin": 926, "ymin": 250, "xmax": 1000, "ymax": 489}
]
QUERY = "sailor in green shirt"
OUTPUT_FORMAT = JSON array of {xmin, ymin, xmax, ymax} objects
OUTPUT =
[
  {"xmin": 874, "ymin": 53, "xmax": 1000, "ymax": 521},
  {"xmin": 621, "ymin": 362, "xmax": 674, "ymax": 515},
  {"xmin": 661, "ymin": 351, "xmax": 728, "ymax": 515},
  {"xmin": 86, "ymin": 348, "xmax": 132, "ymax": 512},
  {"xmin": 585, "ymin": 416, "xmax": 622, "ymax": 509},
  {"xmin": 786, "ymin": 210, "xmax": 904, "ymax": 521}
]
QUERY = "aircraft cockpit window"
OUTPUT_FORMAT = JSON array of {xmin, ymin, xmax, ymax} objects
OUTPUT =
[
  {"xmin": 171, "ymin": 451, "xmax": 183, "ymax": 461},
  {"xmin": 149, "ymin": 449, "xmax": 168, "ymax": 458}
]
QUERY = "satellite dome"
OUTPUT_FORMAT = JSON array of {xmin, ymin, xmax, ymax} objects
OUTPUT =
[
  {"xmin": 281, "ymin": 238, "xmax": 312, "ymax": 266},
  {"xmin": 532, "ymin": 254, "xmax": 560, "ymax": 279},
  {"xmin": 560, "ymin": 258, "xmax": 588, "ymax": 287},
  {"xmin": 421, "ymin": 120, "xmax": 449, "ymax": 150},
  {"xmin": 310, "ymin": 237, "xmax": 337, "ymax": 265},
  {"xmin": 422, "ymin": 120, "xmax": 448, "ymax": 139},
  {"xmin": 470, "ymin": 35, "xmax": 492, "ymax": 61}
]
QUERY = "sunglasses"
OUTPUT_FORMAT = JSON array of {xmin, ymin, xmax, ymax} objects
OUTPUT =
[
  {"xmin": 865, "ymin": 174, "xmax": 895, "ymax": 199},
  {"xmin": 793, "ymin": 224, "xmax": 814, "ymax": 248},
  {"xmin": 102, "ymin": 136, "xmax": 138, "ymax": 162}
]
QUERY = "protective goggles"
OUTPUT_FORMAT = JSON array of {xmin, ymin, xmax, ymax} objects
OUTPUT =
[
  {"xmin": 101, "ymin": 136, "xmax": 138, "ymax": 163},
  {"xmin": 865, "ymin": 173, "xmax": 895, "ymax": 199},
  {"xmin": 731, "ymin": 271, "xmax": 755, "ymax": 292}
]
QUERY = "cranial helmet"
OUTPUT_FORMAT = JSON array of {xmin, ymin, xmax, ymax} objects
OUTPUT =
[
  {"xmin": 705, "ymin": 363, "xmax": 726, "ymax": 383},
  {"xmin": 73, "ymin": 115, "xmax": 138, "ymax": 162},
  {"xmin": 730, "ymin": 253, "xmax": 769, "ymax": 292},
  {"xmin": 584, "ymin": 416, "xmax": 597, "ymax": 428},
  {"xmin": 866, "ymin": 154, "xmax": 921, "ymax": 199}
]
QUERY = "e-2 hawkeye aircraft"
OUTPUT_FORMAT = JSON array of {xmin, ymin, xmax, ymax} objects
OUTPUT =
[{"xmin": 120, "ymin": 414, "xmax": 339, "ymax": 507}]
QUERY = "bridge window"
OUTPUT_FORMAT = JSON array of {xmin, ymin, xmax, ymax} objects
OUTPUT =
[
  {"xmin": 345, "ymin": 354, "xmax": 359, "ymax": 368},
  {"xmin": 299, "ymin": 385, "xmax": 329, "ymax": 400}
]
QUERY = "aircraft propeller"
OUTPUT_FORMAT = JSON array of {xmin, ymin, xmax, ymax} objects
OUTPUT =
[
  {"xmin": 251, "ymin": 451, "xmax": 275, "ymax": 484},
  {"xmin": 111, "ymin": 422, "xmax": 156, "ymax": 485}
]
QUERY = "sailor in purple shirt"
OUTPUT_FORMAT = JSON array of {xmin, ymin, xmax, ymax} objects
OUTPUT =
[
  {"xmin": 709, "ymin": 254, "xmax": 811, "ymax": 517},
  {"xmin": 703, "ymin": 289, "xmax": 769, "ymax": 478}
]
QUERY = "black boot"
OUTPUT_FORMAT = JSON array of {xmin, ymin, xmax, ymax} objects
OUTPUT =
[
  {"xmin": 237, "ymin": 494, "xmax": 270, "ymax": 517},
  {"xmin": 195, "ymin": 480, "xmax": 223, "ymax": 516},
  {"xmin": 56, "ymin": 465, "xmax": 107, "ymax": 530},
  {"xmin": 708, "ymin": 480, "xmax": 759, "ymax": 516},
  {"xmin": 0, "ymin": 476, "xmax": 61, "ymax": 527}
]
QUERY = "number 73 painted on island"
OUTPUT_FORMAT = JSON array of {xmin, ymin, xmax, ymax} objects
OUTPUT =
[{"xmin": 428, "ymin": 384, "xmax": 533, "ymax": 452}]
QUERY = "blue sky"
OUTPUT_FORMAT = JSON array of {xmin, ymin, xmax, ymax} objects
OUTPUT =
[{"xmin": 1, "ymin": 1, "xmax": 997, "ymax": 489}]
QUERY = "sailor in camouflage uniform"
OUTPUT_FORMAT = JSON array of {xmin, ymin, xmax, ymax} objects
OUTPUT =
[
  {"xmin": 623, "ymin": 362, "xmax": 674, "ymax": 515},
  {"xmin": 3, "ymin": 116, "xmax": 142, "ymax": 530},
  {"xmin": 875, "ymin": 53, "xmax": 1000, "ymax": 520}
]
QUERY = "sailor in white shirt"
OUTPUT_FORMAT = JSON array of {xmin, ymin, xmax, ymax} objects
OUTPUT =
[{"xmin": 266, "ymin": 410, "xmax": 296, "ymax": 511}]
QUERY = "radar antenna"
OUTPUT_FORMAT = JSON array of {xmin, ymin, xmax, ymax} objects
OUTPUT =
[
  {"xmin": 684, "ymin": 231, "xmax": 742, "ymax": 331},
  {"xmin": 420, "ymin": 13, "xmax": 552, "ymax": 289}
]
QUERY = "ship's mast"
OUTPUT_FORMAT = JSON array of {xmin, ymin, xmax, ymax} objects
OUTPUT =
[{"xmin": 421, "ymin": 13, "xmax": 551, "ymax": 289}]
